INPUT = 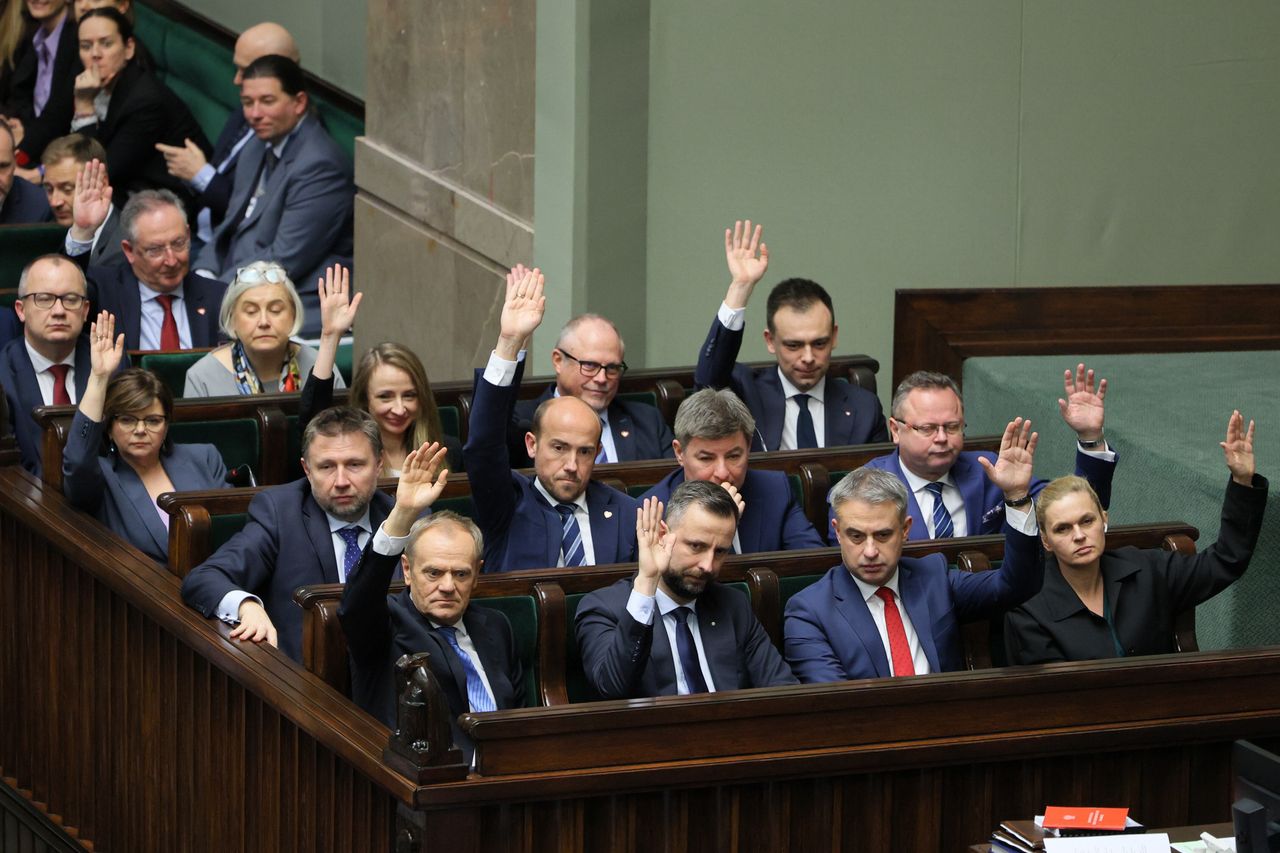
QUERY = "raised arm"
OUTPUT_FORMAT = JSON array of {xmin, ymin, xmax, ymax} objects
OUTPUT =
[
  {"xmin": 297, "ymin": 265, "xmax": 360, "ymax": 440},
  {"xmin": 495, "ymin": 266, "xmax": 545, "ymax": 361},
  {"xmin": 695, "ymin": 221, "xmax": 767, "ymax": 389},
  {"xmin": 62, "ymin": 312, "xmax": 125, "ymax": 510},
  {"xmin": 69, "ymin": 160, "xmax": 113, "ymax": 248},
  {"xmin": 1057, "ymin": 362, "xmax": 1107, "ymax": 446},
  {"xmin": 979, "ymin": 417, "xmax": 1038, "ymax": 503},
  {"xmin": 77, "ymin": 312, "xmax": 125, "ymax": 423}
]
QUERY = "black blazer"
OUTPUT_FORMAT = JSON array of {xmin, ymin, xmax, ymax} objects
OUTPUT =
[
  {"xmin": 0, "ymin": 175, "xmax": 53, "ymax": 223},
  {"xmin": 509, "ymin": 383, "xmax": 676, "ymax": 468},
  {"xmin": 7, "ymin": 14, "xmax": 78, "ymax": 166},
  {"xmin": 1005, "ymin": 474, "xmax": 1269, "ymax": 664},
  {"xmin": 87, "ymin": 262, "xmax": 226, "ymax": 350}
]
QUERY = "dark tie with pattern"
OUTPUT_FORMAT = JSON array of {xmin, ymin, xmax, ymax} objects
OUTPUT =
[
  {"xmin": 336, "ymin": 526, "xmax": 362, "ymax": 581},
  {"xmin": 555, "ymin": 503, "xmax": 586, "ymax": 566},
  {"xmin": 795, "ymin": 393, "xmax": 818, "ymax": 449},
  {"xmin": 437, "ymin": 626, "xmax": 496, "ymax": 712},
  {"xmin": 924, "ymin": 481, "xmax": 954, "ymax": 539},
  {"xmin": 671, "ymin": 606, "xmax": 709, "ymax": 694}
]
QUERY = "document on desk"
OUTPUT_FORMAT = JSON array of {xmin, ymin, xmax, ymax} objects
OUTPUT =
[{"xmin": 1042, "ymin": 835, "xmax": 1170, "ymax": 852}]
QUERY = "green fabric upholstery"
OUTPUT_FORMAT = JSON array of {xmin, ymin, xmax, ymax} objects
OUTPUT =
[
  {"xmin": 432, "ymin": 495, "xmax": 475, "ymax": 520},
  {"xmin": 335, "ymin": 342, "xmax": 353, "ymax": 385},
  {"xmin": 0, "ymin": 226, "xmax": 68, "ymax": 297},
  {"xmin": 167, "ymin": 417, "xmax": 258, "ymax": 475},
  {"xmin": 210, "ymin": 512, "xmax": 247, "ymax": 552},
  {"xmin": 476, "ymin": 595, "xmax": 540, "ymax": 708},
  {"xmin": 438, "ymin": 405, "xmax": 460, "ymax": 441},
  {"xmin": 139, "ymin": 351, "xmax": 207, "ymax": 397},
  {"xmin": 779, "ymin": 574, "xmax": 822, "ymax": 609},
  {"xmin": 617, "ymin": 390, "xmax": 658, "ymax": 408},
  {"xmin": 787, "ymin": 473, "xmax": 804, "ymax": 508}
]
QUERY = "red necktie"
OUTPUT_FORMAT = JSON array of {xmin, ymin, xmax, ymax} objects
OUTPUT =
[
  {"xmin": 48, "ymin": 363, "xmax": 71, "ymax": 405},
  {"xmin": 156, "ymin": 294, "xmax": 180, "ymax": 350},
  {"xmin": 875, "ymin": 587, "xmax": 915, "ymax": 676}
]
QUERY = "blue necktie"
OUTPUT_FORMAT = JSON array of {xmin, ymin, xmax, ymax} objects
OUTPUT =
[
  {"xmin": 596, "ymin": 417, "xmax": 610, "ymax": 463},
  {"xmin": 555, "ymin": 503, "xmax": 586, "ymax": 567},
  {"xmin": 336, "ymin": 526, "xmax": 363, "ymax": 581},
  {"xmin": 795, "ymin": 393, "xmax": 818, "ymax": 449},
  {"xmin": 924, "ymin": 481, "xmax": 954, "ymax": 539},
  {"xmin": 671, "ymin": 607, "xmax": 709, "ymax": 694},
  {"xmin": 437, "ymin": 626, "xmax": 496, "ymax": 712}
]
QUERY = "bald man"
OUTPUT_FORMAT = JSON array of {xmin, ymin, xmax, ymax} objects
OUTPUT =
[
  {"xmin": 156, "ymin": 22, "xmax": 300, "ymax": 244},
  {"xmin": 464, "ymin": 267, "xmax": 638, "ymax": 572},
  {"xmin": 507, "ymin": 310, "xmax": 675, "ymax": 467}
]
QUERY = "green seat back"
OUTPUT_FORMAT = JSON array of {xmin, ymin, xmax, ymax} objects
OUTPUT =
[
  {"xmin": 139, "ymin": 351, "xmax": 207, "ymax": 397},
  {"xmin": 167, "ymin": 417, "xmax": 259, "ymax": 476},
  {"xmin": 779, "ymin": 574, "xmax": 823, "ymax": 610},
  {"xmin": 432, "ymin": 495, "xmax": 475, "ymax": 520},
  {"xmin": 0, "ymin": 226, "xmax": 68, "ymax": 292},
  {"xmin": 617, "ymin": 390, "xmax": 658, "ymax": 408},
  {"xmin": 627, "ymin": 484, "xmax": 649, "ymax": 499},
  {"xmin": 315, "ymin": 99, "xmax": 363, "ymax": 162},
  {"xmin": 438, "ymin": 405, "xmax": 460, "ymax": 441},
  {"xmin": 476, "ymin": 596, "xmax": 539, "ymax": 708},
  {"xmin": 787, "ymin": 473, "xmax": 804, "ymax": 507},
  {"xmin": 335, "ymin": 342, "xmax": 353, "ymax": 385},
  {"xmin": 210, "ymin": 512, "xmax": 248, "ymax": 552}
]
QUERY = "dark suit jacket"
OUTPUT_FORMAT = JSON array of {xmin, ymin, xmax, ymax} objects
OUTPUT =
[
  {"xmin": 0, "ymin": 334, "xmax": 95, "ymax": 475},
  {"xmin": 66, "ymin": 205, "xmax": 125, "ymax": 270},
  {"xmin": 509, "ymin": 383, "xmax": 676, "ymax": 468},
  {"xmin": 198, "ymin": 109, "xmax": 251, "ymax": 226},
  {"xmin": 87, "ymin": 262, "xmax": 226, "ymax": 350},
  {"xmin": 641, "ymin": 467, "xmax": 825, "ymax": 554},
  {"xmin": 784, "ymin": 521, "xmax": 1043, "ymax": 682},
  {"xmin": 0, "ymin": 309, "xmax": 19, "ymax": 350},
  {"xmin": 179, "ymin": 477, "xmax": 394, "ymax": 662},
  {"xmin": 62, "ymin": 409, "xmax": 228, "ymax": 562},
  {"xmin": 694, "ymin": 315, "xmax": 888, "ymax": 451},
  {"xmin": 0, "ymin": 176, "xmax": 53, "ymax": 223},
  {"xmin": 339, "ymin": 545, "xmax": 525, "ymax": 752},
  {"xmin": 848, "ymin": 447, "xmax": 1119, "ymax": 544},
  {"xmin": 1005, "ymin": 474, "xmax": 1269, "ymax": 664},
  {"xmin": 575, "ymin": 577, "xmax": 797, "ymax": 699},
  {"xmin": 79, "ymin": 61, "xmax": 212, "ymax": 202},
  {"xmin": 464, "ymin": 363, "xmax": 638, "ymax": 572},
  {"xmin": 7, "ymin": 15, "xmax": 78, "ymax": 166}
]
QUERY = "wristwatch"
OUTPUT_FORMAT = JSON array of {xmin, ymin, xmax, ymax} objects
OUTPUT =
[
  {"xmin": 1078, "ymin": 433, "xmax": 1105, "ymax": 449},
  {"xmin": 1004, "ymin": 494, "xmax": 1033, "ymax": 508}
]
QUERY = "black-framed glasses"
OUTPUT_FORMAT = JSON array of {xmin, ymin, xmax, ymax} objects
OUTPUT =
[
  {"xmin": 557, "ymin": 348, "xmax": 628, "ymax": 378},
  {"xmin": 899, "ymin": 420, "xmax": 965, "ymax": 437},
  {"xmin": 115, "ymin": 414, "xmax": 168, "ymax": 432},
  {"xmin": 20, "ymin": 292, "xmax": 87, "ymax": 310}
]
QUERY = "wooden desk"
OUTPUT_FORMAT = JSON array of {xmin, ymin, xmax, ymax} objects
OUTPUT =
[{"xmin": 970, "ymin": 821, "xmax": 1234, "ymax": 852}]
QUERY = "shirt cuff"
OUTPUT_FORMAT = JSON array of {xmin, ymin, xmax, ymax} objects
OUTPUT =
[
  {"xmin": 625, "ymin": 588, "xmax": 657, "ymax": 625},
  {"xmin": 70, "ymin": 115, "xmax": 96, "ymax": 132},
  {"xmin": 64, "ymin": 232, "xmax": 92, "ymax": 256},
  {"xmin": 1004, "ymin": 503, "xmax": 1038, "ymax": 536},
  {"xmin": 1078, "ymin": 440, "xmax": 1117, "ymax": 462},
  {"xmin": 190, "ymin": 163, "xmax": 216, "ymax": 192},
  {"xmin": 372, "ymin": 520, "xmax": 412, "ymax": 556},
  {"xmin": 482, "ymin": 349, "xmax": 524, "ymax": 386},
  {"xmin": 216, "ymin": 590, "xmax": 261, "ymax": 624},
  {"xmin": 717, "ymin": 302, "xmax": 746, "ymax": 331}
]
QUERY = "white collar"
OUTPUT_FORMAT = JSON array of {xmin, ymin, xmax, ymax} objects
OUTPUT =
[
  {"xmin": 850, "ymin": 568, "xmax": 903, "ymax": 605},
  {"xmin": 898, "ymin": 463, "xmax": 955, "ymax": 498},
  {"xmin": 655, "ymin": 585, "xmax": 698, "ymax": 617},
  {"xmin": 777, "ymin": 367, "xmax": 826, "ymax": 403},
  {"xmin": 326, "ymin": 508, "xmax": 372, "ymax": 535},
  {"xmin": 533, "ymin": 477, "xmax": 588, "ymax": 514},
  {"xmin": 139, "ymin": 282, "xmax": 185, "ymax": 303},
  {"xmin": 24, "ymin": 339, "xmax": 75, "ymax": 373}
]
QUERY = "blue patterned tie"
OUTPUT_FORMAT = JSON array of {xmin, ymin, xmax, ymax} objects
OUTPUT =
[
  {"xmin": 555, "ymin": 503, "xmax": 586, "ymax": 567},
  {"xmin": 924, "ymin": 481, "xmax": 954, "ymax": 539},
  {"xmin": 794, "ymin": 393, "xmax": 818, "ymax": 449},
  {"xmin": 336, "ymin": 526, "xmax": 363, "ymax": 581},
  {"xmin": 671, "ymin": 607, "xmax": 709, "ymax": 694},
  {"xmin": 437, "ymin": 626, "xmax": 496, "ymax": 712},
  {"xmin": 596, "ymin": 417, "xmax": 610, "ymax": 463}
]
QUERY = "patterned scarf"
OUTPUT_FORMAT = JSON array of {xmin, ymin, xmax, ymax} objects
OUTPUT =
[{"xmin": 231, "ymin": 339, "xmax": 302, "ymax": 395}]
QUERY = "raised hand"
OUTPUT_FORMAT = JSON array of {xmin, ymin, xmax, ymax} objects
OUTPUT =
[
  {"xmin": 395, "ymin": 442, "xmax": 450, "ymax": 515},
  {"xmin": 718, "ymin": 481, "xmax": 747, "ymax": 518},
  {"xmin": 317, "ymin": 264, "xmax": 362, "ymax": 339},
  {"xmin": 1057, "ymin": 362, "xmax": 1107, "ymax": 442},
  {"xmin": 88, "ymin": 311, "xmax": 125, "ymax": 378},
  {"xmin": 74, "ymin": 65, "xmax": 104, "ymax": 106},
  {"xmin": 724, "ymin": 220, "xmax": 769, "ymax": 307},
  {"xmin": 154, "ymin": 138, "xmax": 209, "ymax": 182},
  {"xmin": 634, "ymin": 496, "xmax": 673, "ymax": 596},
  {"xmin": 72, "ymin": 159, "xmax": 113, "ymax": 236},
  {"xmin": 978, "ymin": 417, "xmax": 1038, "ymax": 501},
  {"xmin": 497, "ymin": 265, "xmax": 545, "ymax": 358},
  {"xmin": 1221, "ymin": 410, "xmax": 1256, "ymax": 486}
]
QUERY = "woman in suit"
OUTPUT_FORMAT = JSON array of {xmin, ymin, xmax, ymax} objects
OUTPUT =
[
  {"xmin": 63, "ymin": 311, "xmax": 228, "ymax": 564},
  {"xmin": 1005, "ymin": 410, "xmax": 1268, "ymax": 664},
  {"xmin": 70, "ymin": 7, "xmax": 208, "ymax": 201}
]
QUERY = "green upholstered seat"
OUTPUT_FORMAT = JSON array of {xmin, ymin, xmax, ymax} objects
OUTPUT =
[
  {"xmin": 210, "ymin": 512, "xmax": 248, "ymax": 552},
  {"xmin": 335, "ymin": 342, "xmax": 353, "ymax": 385},
  {"xmin": 779, "ymin": 574, "xmax": 822, "ymax": 610},
  {"xmin": 431, "ymin": 495, "xmax": 475, "ymax": 520},
  {"xmin": 617, "ymin": 390, "xmax": 657, "ymax": 408},
  {"xmin": 438, "ymin": 405, "xmax": 460, "ymax": 441},
  {"xmin": 167, "ymin": 418, "xmax": 259, "ymax": 478},
  {"xmin": 139, "ymin": 351, "xmax": 208, "ymax": 396},
  {"xmin": 475, "ymin": 595, "xmax": 540, "ymax": 708},
  {"xmin": 0, "ymin": 226, "xmax": 69, "ymax": 298}
]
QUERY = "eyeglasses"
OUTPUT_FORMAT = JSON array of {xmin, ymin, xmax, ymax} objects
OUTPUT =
[
  {"xmin": 20, "ymin": 292, "xmax": 87, "ymax": 310},
  {"xmin": 557, "ymin": 348, "xmax": 628, "ymax": 378},
  {"xmin": 900, "ymin": 421, "xmax": 965, "ymax": 437},
  {"xmin": 138, "ymin": 238, "xmax": 191, "ymax": 261},
  {"xmin": 115, "ymin": 414, "xmax": 168, "ymax": 432},
  {"xmin": 236, "ymin": 265, "xmax": 288, "ymax": 285}
]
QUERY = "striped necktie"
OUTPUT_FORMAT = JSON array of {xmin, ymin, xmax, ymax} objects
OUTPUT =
[
  {"xmin": 437, "ymin": 626, "xmax": 496, "ymax": 712},
  {"xmin": 924, "ymin": 481, "xmax": 954, "ymax": 539},
  {"xmin": 555, "ymin": 503, "xmax": 586, "ymax": 566}
]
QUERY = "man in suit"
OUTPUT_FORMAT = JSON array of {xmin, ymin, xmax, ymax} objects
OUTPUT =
[
  {"xmin": 0, "ymin": 121, "xmax": 52, "ymax": 223},
  {"xmin": 694, "ymin": 220, "xmax": 887, "ymax": 452},
  {"xmin": 640, "ymin": 388, "xmax": 825, "ymax": 554},
  {"xmin": 464, "ymin": 266, "xmax": 638, "ymax": 572},
  {"xmin": 785, "ymin": 422, "xmax": 1044, "ymax": 683},
  {"xmin": 156, "ymin": 22, "xmax": 300, "ymax": 245},
  {"xmin": 193, "ymin": 54, "xmax": 353, "ymax": 337},
  {"xmin": 0, "ymin": 254, "xmax": 93, "ymax": 474},
  {"xmin": 180, "ymin": 407, "xmax": 393, "ymax": 662},
  {"xmin": 576, "ymin": 481, "xmax": 798, "ymax": 699},
  {"xmin": 44, "ymin": 134, "xmax": 123, "ymax": 267},
  {"xmin": 85, "ymin": 189, "xmax": 225, "ymax": 350},
  {"xmin": 4, "ymin": 0, "xmax": 78, "ymax": 175},
  {"xmin": 340, "ymin": 443, "xmax": 524, "ymax": 754},
  {"xmin": 854, "ymin": 368, "xmax": 1118, "ymax": 543}
]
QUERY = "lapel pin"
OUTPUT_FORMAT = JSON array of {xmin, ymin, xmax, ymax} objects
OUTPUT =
[
  {"xmin": 603, "ymin": 510, "xmax": 613, "ymax": 519},
  {"xmin": 710, "ymin": 621, "xmax": 717, "ymax": 627},
  {"xmin": 845, "ymin": 410, "xmax": 851, "ymax": 416},
  {"xmin": 197, "ymin": 307, "xmax": 207, "ymax": 315},
  {"xmin": 620, "ymin": 430, "xmax": 630, "ymax": 438}
]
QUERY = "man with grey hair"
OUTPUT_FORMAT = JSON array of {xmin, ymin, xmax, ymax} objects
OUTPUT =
[
  {"xmin": 639, "ymin": 387, "xmax": 824, "ymax": 554},
  {"xmin": 786, "ymin": 418, "xmax": 1044, "ymax": 683},
  {"xmin": 848, "ymin": 366, "xmax": 1117, "ymax": 543},
  {"xmin": 85, "ymin": 188, "xmax": 226, "ymax": 350},
  {"xmin": 576, "ymin": 481, "xmax": 797, "ymax": 699},
  {"xmin": 182, "ymin": 406, "xmax": 393, "ymax": 662},
  {"xmin": 340, "ymin": 442, "xmax": 524, "ymax": 752}
]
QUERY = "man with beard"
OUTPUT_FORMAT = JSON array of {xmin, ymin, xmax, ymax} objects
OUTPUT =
[
  {"xmin": 181, "ymin": 406, "xmax": 394, "ymax": 662},
  {"xmin": 575, "ymin": 481, "xmax": 797, "ymax": 699}
]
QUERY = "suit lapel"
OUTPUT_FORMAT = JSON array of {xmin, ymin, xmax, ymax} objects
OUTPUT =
[
  {"xmin": 695, "ymin": 586, "xmax": 740, "ymax": 691},
  {"xmin": 833, "ymin": 567, "xmax": 893, "ymax": 678},
  {"xmin": 227, "ymin": 141, "xmax": 266, "ymax": 234},
  {"xmin": 896, "ymin": 562, "xmax": 941, "ymax": 673},
  {"xmin": 301, "ymin": 493, "xmax": 341, "ymax": 584},
  {"xmin": 823, "ymin": 377, "xmax": 852, "ymax": 445},
  {"xmin": 463, "ymin": 608, "xmax": 510, "ymax": 708},
  {"xmin": 182, "ymin": 277, "xmax": 211, "ymax": 346},
  {"xmin": 113, "ymin": 457, "xmax": 170, "ymax": 555},
  {"xmin": 737, "ymin": 477, "xmax": 763, "ymax": 553},
  {"xmin": 117, "ymin": 273, "xmax": 144, "ymax": 352},
  {"xmin": 953, "ymin": 454, "xmax": 986, "ymax": 537},
  {"xmin": 585, "ymin": 484, "xmax": 621, "ymax": 563},
  {"xmin": 72, "ymin": 337, "xmax": 92, "ymax": 399},
  {"xmin": 889, "ymin": 454, "xmax": 930, "ymax": 540},
  {"xmin": 649, "ymin": 605, "xmax": 679, "ymax": 695},
  {"xmin": 608, "ymin": 403, "xmax": 637, "ymax": 462},
  {"xmin": 425, "ymin": 622, "xmax": 472, "ymax": 708},
  {"xmin": 758, "ymin": 370, "xmax": 786, "ymax": 452}
]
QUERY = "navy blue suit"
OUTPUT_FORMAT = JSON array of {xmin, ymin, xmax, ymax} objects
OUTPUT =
[
  {"xmin": 694, "ymin": 315, "xmax": 888, "ymax": 451},
  {"xmin": 180, "ymin": 478, "xmax": 394, "ymax": 662},
  {"xmin": 88, "ymin": 262, "xmax": 226, "ymax": 350},
  {"xmin": 62, "ymin": 409, "xmax": 228, "ymax": 563},
  {"xmin": 852, "ymin": 447, "xmax": 1118, "ymax": 543},
  {"xmin": 576, "ymin": 577, "xmax": 797, "ymax": 699},
  {"xmin": 511, "ymin": 384, "xmax": 676, "ymax": 467},
  {"xmin": 0, "ymin": 309, "xmax": 19, "ymax": 350},
  {"xmin": 0, "ymin": 176, "xmax": 53, "ymax": 223},
  {"xmin": 641, "ymin": 467, "xmax": 825, "ymax": 554},
  {"xmin": 340, "ymin": 545, "xmax": 525, "ymax": 747},
  {"xmin": 0, "ymin": 335, "xmax": 97, "ymax": 475},
  {"xmin": 464, "ymin": 364, "xmax": 638, "ymax": 572},
  {"xmin": 784, "ymin": 521, "xmax": 1043, "ymax": 682}
]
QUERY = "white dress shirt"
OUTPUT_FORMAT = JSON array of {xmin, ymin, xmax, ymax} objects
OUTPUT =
[
  {"xmin": 849, "ymin": 571, "xmax": 931, "ymax": 676},
  {"xmin": 533, "ymin": 478, "xmax": 596, "ymax": 566},
  {"xmin": 625, "ymin": 585, "xmax": 718, "ymax": 693},
  {"xmin": 777, "ymin": 368, "xmax": 827, "ymax": 450},
  {"xmin": 25, "ymin": 341, "xmax": 78, "ymax": 404}
]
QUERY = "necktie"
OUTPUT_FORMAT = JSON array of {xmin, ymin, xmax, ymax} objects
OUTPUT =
[
  {"xmin": 336, "ymin": 526, "xmax": 362, "ymax": 582},
  {"xmin": 924, "ymin": 481, "xmax": 954, "ymax": 539},
  {"xmin": 48, "ymin": 363, "xmax": 70, "ymax": 405},
  {"xmin": 156, "ymin": 294, "xmax": 181, "ymax": 350},
  {"xmin": 795, "ymin": 393, "xmax": 818, "ymax": 449},
  {"xmin": 437, "ymin": 625, "xmax": 496, "ymax": 712},
  {"xmin": 34, "ymin": 43, "xmax": 51, "ymax": 115},
  {"xmin": 670, "ymin": 607, "xmax": 709, "ymax": 694},
  {"xmin": 555, "ymin": 503, "xmax": 586, "ymax": 567},
  {"xmin": 595, "ymin": 418, "xmax": 611, "ymax": 463},
  {"xmin": 875, "ymin": 587, "xmax": 915, "ymax": 676}
]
